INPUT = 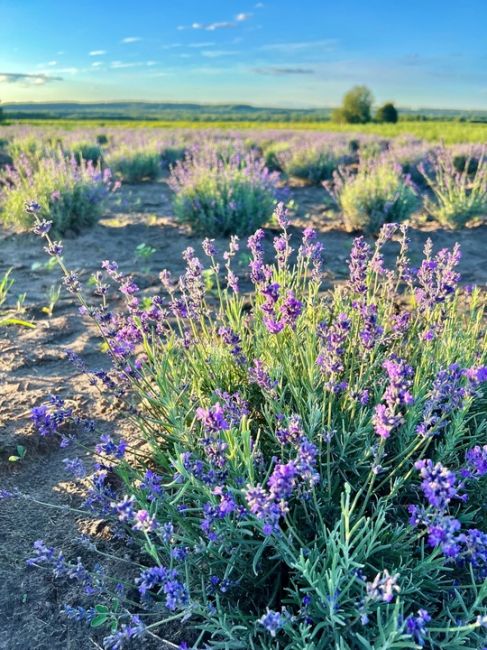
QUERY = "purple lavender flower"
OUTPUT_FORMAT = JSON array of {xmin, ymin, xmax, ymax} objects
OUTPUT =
[
  {"xmin": 316, "ymin": 312, "xmax": 351, "ymax": 388},
  {"xmin": 202, "ymin": 238, "xmax": 217, "ymax": 257},
  {"xmin": 44, "ymin": 241, "xmax": 64, "ymax": 256},
  {"xmin": 213, "ymin": 390, "xmax": 249, "ymax": 427},
  {"xmin": 96, "ymin": 433, "xmax": 127, "ymax": 459},
  {"xmin": 132, "ymin": 509, "xmax": 157, "ymax": 532},
  {"xmin": 263, "ymin": 317, "xmax": 284, "ymax": 334},
  {"xmin": 405, "ymin": 609, "xmax": 431, "ymax": 646},
  {"xmin": 459, "ymin": 529, "xmax": 487, "ymax": 578},
  {"xmin": 426, "ymin": 514, "xmax": 463, "ymax": 557},
  {"xmin": 268, "ymin": 461, "xmax": 297, "ymax": 500},
  {"xmin": 258, "ymin": 609, "xmax": 285, "ymax": 637},
  {"xmin": 261, "ymin": 282, "xmax": 280, "ymax": 314},
  {"xmin": 140, "ymin": 470, "xmax": 163, "ymax": 501},
  {"xmin": 415, "ymin": 240, "xmax": 461, "ymax": 312},
  {"xmin": 373, "ymin": 356, "xmax": 414, "ymax": 438},
  {"xmin": 414, "ymin": 459, "xmax": 459, "ymax": 510},
  {"xmin": 416, "ymin": 364, "xmax": 466, "ymax": 437},
  {"xmin": 366, "ymin": 570, "xmax": 400, "ymax": 603},
  {"xmin": 32, "ymin": 219, "xmax": 52, "ymax": 236},
  {"xmin": 348, "ymin": 237, "xmax": 371, "ymax": 295},
  {"xmin": 31, "ymin": 397, "xmax": 73, "ymax": 437},
  {"xmin": 62, "ymin": 457, "xmax": 87, "ymax": 478},
  {"xmin": 248, "ymin": 359, "xmax": 277, "ymax": 395},
  {"xmin": 218, "ymin": 326, "xmax": 246, "ymax": 365},
  {"xmin": 296, "ymin": 227, "xmax": 324, "ymax": 281},
  {"xmin": 248, "ymin": 229, "xmax": 267, "ymax": 284},
  {"xmin": 274, "ymin": 201, "xmax": 290, "ymax": 229},
  {"xmin": 275, "ymin": 413, "xmax": 304, "ymax": 445},
  {"xmin": 103, "ymin": 615, "xmax": 145, "ymax": 649},
  {"xmin": 356, "ymin": 302, "xmax": 383, "ymax": 351},
  {"xmin": 196, "ymin": 403, "xmax": 229, "ymax": 433},
  {"xmin": 113, "ymin": 495, "xmax": 136, "ymax": 522},
  {"xmin": 465, "ymin": 445, "xmax": 487, "ymax": 477},
  {"xmin": 25, "ymin": 200, "xmax": 42, "ymax": 214},
  {"xmin": 279, "ymin": 290, "xmax": 303, "ymax": 329}
]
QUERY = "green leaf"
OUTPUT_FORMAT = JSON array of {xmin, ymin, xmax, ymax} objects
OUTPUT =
[
  {"xmin": 95, "ymin": 604, "xmax": 109, "ymax": 613},
  {"xmin": 90, "ymin": 613, "xmax": 108, "ymax": 628}
]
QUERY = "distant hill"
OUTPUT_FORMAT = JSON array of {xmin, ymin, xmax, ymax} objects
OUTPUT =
[{"xmin": 1, "ymin": 101, "xmax": 486, "ymax": 123}]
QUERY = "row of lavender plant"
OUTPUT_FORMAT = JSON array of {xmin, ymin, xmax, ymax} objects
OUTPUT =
[
  {"xmin": 16, "ymin": 200, "xmax": 487, "ymax": 649},
  {"xmin": 1, "ymin": 127, "xmax": 486, "ymax": 235},
  {"xmin": 0, "ymin": 152, "xmax": 117, "ymax": 235}
]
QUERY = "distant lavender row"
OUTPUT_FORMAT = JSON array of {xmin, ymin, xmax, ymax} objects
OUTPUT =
[{"xmin": 1, "ymin": 126, "xmax": 485, "ymax": 234}]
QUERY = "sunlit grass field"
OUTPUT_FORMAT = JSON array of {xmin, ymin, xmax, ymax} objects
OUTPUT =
[{"xmin": 10, "ymin": 118, "xmax": 487, "ymax": 144}]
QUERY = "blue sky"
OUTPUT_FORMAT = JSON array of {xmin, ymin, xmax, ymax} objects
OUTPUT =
[{"xmin": 1, "ymin": 0, "xmax": 486, "ymax": 109}]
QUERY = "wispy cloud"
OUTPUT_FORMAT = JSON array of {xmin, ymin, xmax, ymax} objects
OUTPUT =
[
  {"xmin": 260, "ymin": 39, "xmax": 337, "ymax": 52},
  {"xmin": 122, "ymin": 36, "xmax": 141, "ymax": 43},
  {"xmin": 201, "ymin": 50, "xmax": 241, "ymax": 58},
  {"xmin": 189, "ymin": 21, "xmax": 235, "ymax": 31},
  {"xmin": 179, "ymin": 12, "xmax": 252, "ymax": 31},
  {"xmin": 188, "ymin": 41, "xmax": 216, "ymax": 48},
  {"xmin": 0, "ymin": 72, "xmax": 63, "ymax": 85},
  {"xmin": 91, "ymin": 61, "xmax": 103, "ymax": 68},
  {"xmin": 253, "ymin": 66, "xmax": 315, "ymax": 75},
  {"xmin": 111, "ymin": 61, "xmax": 141, "ymax": 69},
  {"xmin": 47, "ymin": 60, "xmax": 57, "ymax": 66},
  {"xmin": 89, "ymin": 50, "xmax": 107, "ymax": 56}
]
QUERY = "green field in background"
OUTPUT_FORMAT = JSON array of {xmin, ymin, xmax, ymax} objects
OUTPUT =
[{"xmin": 4, "ymin": 118, "xmax": 487, "ymax": 144}]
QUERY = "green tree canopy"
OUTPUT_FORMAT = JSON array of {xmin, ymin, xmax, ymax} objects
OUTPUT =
[
  {"xmin": 375, "ymin": 102, "xmax": 398, "ymax": 123},
  {"xmin": 332, "ymin": 85, "xmax": 374, "ymax": 124}
]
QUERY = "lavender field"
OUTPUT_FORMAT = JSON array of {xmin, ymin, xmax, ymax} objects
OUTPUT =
[{"xmin": 0, "ymin": 124, "xmax": 486, "ymax": 649}]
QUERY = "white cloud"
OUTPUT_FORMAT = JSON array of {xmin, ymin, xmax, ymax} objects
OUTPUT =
[
  {"xmin": 179, "ymin": 19, "xmax": 241, "ymax": 31},
  {"xmin": 92, "ymin": 61, "xmax": 103, "ymax": 67},
  {"xmin": 188, "ymin": 41, "xmax": 215, "ymax": 48},
  {"xmin": 47, "ymin": 60, "xmax": 57, "ymax": 66},
  {"xmin": 122, "ymin": 36, "xmax": 141, "ymax": 43},
  {"xmin": 89, "ymin": 50, "xmax": 107, "ymax": 56},
  {"xmin": 110, "ymin": 61, "xmax": 145, "ymax": 69},
  {"xmin": 260, "ymin": 39, "xmax": 337, "ymax": 52},
  {"xmin": 253, "ymin": 66, "xmax": 315, "ymax": 75},
  {"xmin": 235, "ymin": 12, "xmax": 252, "ymax": 21},
  {"xmin": 146, "ymin": 61, "xmax": 157, "ymax": 66},
  {"xmin": 201, "ymin": 50, "xmax": 240, "ymax": 58},
  {"xmin": 0, "ymin": 71, "xmax": 62, "ymax": 85},
  {"xmin": 196, "ymin": 21, "xmax": 235, "ymax": 31}
]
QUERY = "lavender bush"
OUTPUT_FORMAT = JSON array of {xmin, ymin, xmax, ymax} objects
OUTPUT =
[
  {"xmin": 261, "ymin": 140, "xmax": 292, "ymax": 172},
  {"xmin": 0, "ymin": 154, "xmax": 115, "ymax": 235},
  {"xmin": 276, "ymin": 140, "xmax": 351, "ymax": 184},
  {"xmin": 327, "ymin": 159, "xmax": 418, "ymax": 234},
  {"xmin": 107, "ymin": 146, "xmax": 162, "ymax": 183},
  {"xmin": 169, "ymin": 145, "xmax": 280, "ymax": 236},
  {"xmin": 25, "ymin": 204, "xmax": 487, "ymax": 649},
  {"xmin": 420, "ymin": 147, "xmax": 487, "ymax": 229},
  {"xmin": 71, "ymin": 142, "xmax": 104, "ymax": 165}
]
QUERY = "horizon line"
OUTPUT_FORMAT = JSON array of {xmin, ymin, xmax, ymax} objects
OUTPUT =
[{"xmin": 2, "ymin": 99, "xmax": 487, "ymax": 113}]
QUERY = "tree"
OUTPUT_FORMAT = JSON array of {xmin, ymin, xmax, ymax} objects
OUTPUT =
[
  {"xmin": 332, "ymin": 86, "xmax": 373, "ymax": 124},
  {"xmin": 375, "ymin": 102, "xmax": 398, "ymax": 123}
]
